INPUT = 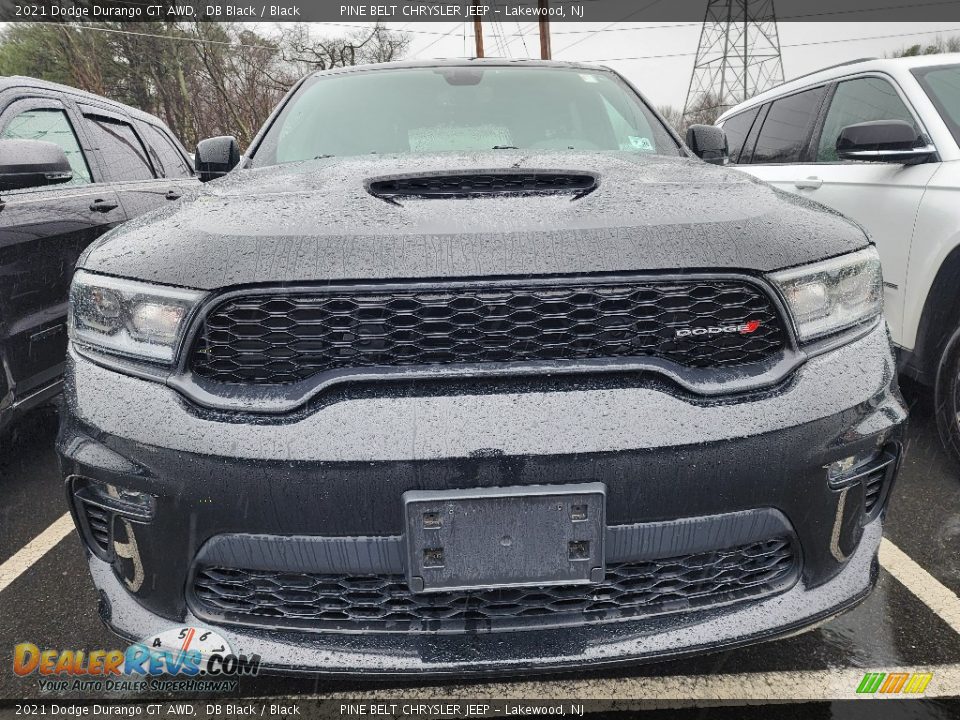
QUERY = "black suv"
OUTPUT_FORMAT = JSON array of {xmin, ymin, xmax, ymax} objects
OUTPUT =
[
  {"xmin": 59, "ymin": 60, "xmax": 905, "ymax": 674},
  {"xmin": 0, "ymin": 76, "xmax": 196, "ymax": 435}
]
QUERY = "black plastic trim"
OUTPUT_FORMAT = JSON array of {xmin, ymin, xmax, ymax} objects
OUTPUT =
[{"xmin": 190, "ymin": 507, "xmax": 794, "ymax": 575}]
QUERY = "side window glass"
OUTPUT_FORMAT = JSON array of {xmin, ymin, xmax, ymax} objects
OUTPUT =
[
  {"xmin": 817, "ymin": 77, "xmax": 919, "ymax": 162},
  {"xmin": 751, "ymin": 87, "xmax": 825, "ymax": 164},
  {"xmin": 739, "ymin": 104, "xmax": 769, "ymax": 164},
  {"xmin": 1, "ymin": 109, "xmax": 91, "ymax": 185},
  {"xmin": 140, "ymin": 124, "xmax": 192, "ymax": 178},
  {"xmin": 83, "ymin": 115, "xmax": 155, "ymax": 181},
  {"xmin": 720, "ymin": 107, "xmax": 760, "ymax": 164}
]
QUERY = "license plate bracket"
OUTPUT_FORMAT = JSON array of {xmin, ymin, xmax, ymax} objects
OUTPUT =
[{"xmin": 403, "ymin": 483, "xmax": 606, "ymax": 593}]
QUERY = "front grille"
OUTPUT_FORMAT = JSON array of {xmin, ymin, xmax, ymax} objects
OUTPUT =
[
  {"xmin": 367, "ymin": 172, "xmax": 597, "ymax": 199},
  {"xmin": 191, "ymin": 537, "xmax": 798, "ymax": 633},
  {"xmin": 190, "ymin": 278, "xmax": 788, "ymax": 385}
]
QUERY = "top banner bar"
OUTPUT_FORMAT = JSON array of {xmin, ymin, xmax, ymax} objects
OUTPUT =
[{"xmin": 2, "ymin": 0, "xmax": 960, "ymax": 23}]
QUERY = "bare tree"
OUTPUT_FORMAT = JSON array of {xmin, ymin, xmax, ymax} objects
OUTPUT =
[
  {"xmin": 0, "ymin": 21, "xmax": 411, "ymax": 150},
  {"xmin": 656, "ymin": 105, "xmax": 684, "ymax": 135},
  {"xmin": 280, "ymin": 22, "xmax": 410, "ymax": 73},
  {"xmin": 890, "ymin": 35, "xmax": 960, "ymax": 57},
  {"xmin": 681, "ymin": 92, "xmax": 725, "ymax": 131}
]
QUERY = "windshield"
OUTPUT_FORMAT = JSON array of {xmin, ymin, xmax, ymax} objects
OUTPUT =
[
  {"xmin": 912, "ymin": 63, "xmax": 960, "ymax": 146},
  {"xmin": 251, "ymin": 66, "xmax": 680, "ymax": 166}
]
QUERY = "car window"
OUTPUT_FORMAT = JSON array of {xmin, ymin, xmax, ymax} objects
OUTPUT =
[
  {"xmin": 749, "ymin": 87, "xmax": 825, "ymax": 164},
  {"xmin": 912, "ymin": 64, "xmax": 960, "ymax": 147},
  {"xmin": 82, "ymin": 115, "xmax": 155, "ymax": 181},
  {"xmin": 719, "ymin": 106, "xmax": 761, "ymax": 164},
  {"xmin": 600, "ymin": 96, "xmax": 660, "ymax": 153},
  {"xmin": 252, "ymin": 66, "xmax": 680, "ymax": 165},
  {"xmin": 1, "ymin": 109, "xmax": 91, "ymax": 185},
  {"xmin": 140, "ymin": 123, "xmax": 193, "ymax": 178},
  {"xmin": 817, "ymin": 77, "xmax": 919, "ymax": 161}
]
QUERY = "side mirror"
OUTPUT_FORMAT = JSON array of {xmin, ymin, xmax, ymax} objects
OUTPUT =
[
  {"xmin": 686, "ymin": 125, "xmax": 729, "ymax": 165},
  {"xmin": 836, "ymin": 120, "xmax": 936, "ymax": 164},
  {"xmin": 0, "ymin": 139, "xmax": 72, "ymax": 192},
  {"xmin": 195, "ymin": 136, "xmax": 240, "ymax": 182}
]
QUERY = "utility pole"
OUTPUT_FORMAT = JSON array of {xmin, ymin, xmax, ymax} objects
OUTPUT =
[
  {"xmin": 538, "ymin": 0, "xmax": 551, "ymax": 59},
  {"xmin": 473, "ymin": 17, "xmax": 484, "ymax": 57}
]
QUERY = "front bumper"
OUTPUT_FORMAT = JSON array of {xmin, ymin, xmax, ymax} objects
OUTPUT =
[
  {"xmin": 58, "ymin": 321, "xmax": 906, "ymax": 673},
  {"xmin": 87, "ymin": 518, "xmax": 882, "ymax": 675}
]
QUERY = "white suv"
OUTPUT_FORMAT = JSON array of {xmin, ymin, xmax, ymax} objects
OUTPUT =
[{"xmin": 717, "ymin": 54, "xmax": 960, "ymax": 461}]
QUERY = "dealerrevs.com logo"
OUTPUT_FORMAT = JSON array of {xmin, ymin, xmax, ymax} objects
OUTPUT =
[
  {"xmin": 675, "ymin": 320, "xmax": 761, "ymax": 338},
  {"xmin": 13, "ymin": 626, "xmax": 260, "ymax": 693}
]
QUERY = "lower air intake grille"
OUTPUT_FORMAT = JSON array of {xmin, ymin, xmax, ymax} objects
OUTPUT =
[
  {"xmin": 82, "ymin": 504, "xmax": 112, "ymax": 555},
  {"xmin": 191, "ymin": 537, "xmax": 799, "ymax": 633},
  {"xmin": 189, "ymin": 278, "xmax": 788, "ymax": 385}
]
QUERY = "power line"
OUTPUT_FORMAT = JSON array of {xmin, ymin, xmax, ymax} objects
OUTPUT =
[
  {"xmin": 552, "ymin": 0, "xmax": 666, "ymax": 55},
  {"xmin": 40, "ymin": 22, "xmax": 278, "ymax": 50},
  {"xmin": 409, "ymin": 21, "xmax": 466, "ymax": 57},
  {"xmin": 590, "ymin": 26, "xmax": 960, "ymax": 62}
]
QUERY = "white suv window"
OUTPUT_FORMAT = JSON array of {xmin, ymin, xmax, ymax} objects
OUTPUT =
[
  {"xmin": 912, "ymin": 64, "xmax": 960, "ymax": 146},
  {"xmin": 750, "ymin": 87, "xmax": 824, "ymax": 164},
  {"xmin": 816, "ymin": 77, "xmax": 918, "ymax": 162}
]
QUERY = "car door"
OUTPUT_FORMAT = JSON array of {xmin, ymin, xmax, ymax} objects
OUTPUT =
[
  {"xmin": 738, "ymin": 77, "xmax": 940, "ymax": 346},
  {"xmin": 0, "ymin": 98, "xmax": 125, "ymax": 408},
  {"xmin": 77, "ymin": 106, "xmax": 179, "ymax": 218}
]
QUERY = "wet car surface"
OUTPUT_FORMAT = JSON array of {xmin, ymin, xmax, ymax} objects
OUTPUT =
[
  {"xmin": 54, "ymin": 60, "xmax": 905, "ymax": 673},
  {"xmin": 0, "ymin": 378, "xmax": 956, "ymax": 713}
]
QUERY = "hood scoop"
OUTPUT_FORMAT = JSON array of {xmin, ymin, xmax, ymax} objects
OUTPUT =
[{"xmin": 366, "ymin": 170, "xmax": 598, "ymax": 202}]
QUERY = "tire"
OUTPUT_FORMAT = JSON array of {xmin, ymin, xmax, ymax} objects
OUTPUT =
[{"xmin": 934, "ymin": 326, "xmax": 960, "ymax": 464}]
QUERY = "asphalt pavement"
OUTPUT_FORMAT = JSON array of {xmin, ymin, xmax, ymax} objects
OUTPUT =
[{"xmin": 1, "ymin": 378, "xmax": 959, "ymax": 717}]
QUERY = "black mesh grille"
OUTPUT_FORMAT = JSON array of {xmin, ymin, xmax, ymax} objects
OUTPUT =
[
  {"xmin": 367, "ymin": 172, "xmax": 596, "ymax": 199},
  {"xmin": 190, "ymin": 279, "xmax": 788, "ymax": 385},
  {"xmin": 191, "ymin": 537, "xmax": 798, "ymax": 632}
]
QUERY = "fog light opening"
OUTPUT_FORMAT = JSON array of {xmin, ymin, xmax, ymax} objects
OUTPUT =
[
  {"xmin": 825, "ymin": 443, "xmax": 901, "ymax": 518},
  {"xmin": 70, "ymin": 476, "xmax": 156, "ymax": 562}
]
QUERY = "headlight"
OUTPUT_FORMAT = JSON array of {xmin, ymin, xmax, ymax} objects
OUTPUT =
[
  {"xmin": 69, "ymin": 270, "xmax": 205, "ymax": 363},
  {"xmin": 769, "ymin": 247, "xmax": 883, "ymax": 342}
]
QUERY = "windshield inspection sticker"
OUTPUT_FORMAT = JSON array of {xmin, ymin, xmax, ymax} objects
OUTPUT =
[{"xmin": 629, "ymin": 136, "xmax": 654, "ymax": 151}]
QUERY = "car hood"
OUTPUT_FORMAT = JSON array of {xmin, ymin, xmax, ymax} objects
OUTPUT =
[{"xmin": 80, "ymin": 151, "xmax": 868, "ymax": 290}]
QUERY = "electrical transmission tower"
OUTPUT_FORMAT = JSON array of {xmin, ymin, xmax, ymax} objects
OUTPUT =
[{"xmin": 682, "ymin": 0, "xmax": 784, "ymax": 124}]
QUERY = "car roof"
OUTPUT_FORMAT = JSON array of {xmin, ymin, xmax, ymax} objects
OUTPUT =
[
  {"xmin": 717, "ymin": 53, "xmax": 960, "ymax": 121},
  {"xmin": 307, "ymin": 57, "xmax": 615, "ymax": 79},
  {"xmin": 0, "ymin": 75, "xmax": 167, "ymax": 125}
]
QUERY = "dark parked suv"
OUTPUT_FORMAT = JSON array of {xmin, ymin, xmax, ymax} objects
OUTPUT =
[
  {"xmin": 0, "ymin": 76, "xmax": 196, "ymax": 434},
  {"xmin": 59, "ymin": 60, "xmax": 905, "ymax": 674}
]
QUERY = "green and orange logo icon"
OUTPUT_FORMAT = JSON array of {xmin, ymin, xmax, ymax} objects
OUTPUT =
[{"xmin": 856, "ymin": 672, "xmax": 933, "ymax": 694}]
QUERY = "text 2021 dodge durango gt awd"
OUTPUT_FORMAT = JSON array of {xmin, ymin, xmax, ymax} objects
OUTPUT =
[{"xmin": 58, "ymin": 60, "xmax": 906, "ymax": 674}]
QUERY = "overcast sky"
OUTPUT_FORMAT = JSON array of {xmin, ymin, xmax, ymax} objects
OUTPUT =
[{"xmin": 306, "ymin": 21, "xmax": 960, "ymax": 108}]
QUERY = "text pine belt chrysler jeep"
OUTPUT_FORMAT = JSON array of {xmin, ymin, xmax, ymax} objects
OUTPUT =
[{"xmin": 59, "ymin": 60, "xmax": 906, "ymax": 674}]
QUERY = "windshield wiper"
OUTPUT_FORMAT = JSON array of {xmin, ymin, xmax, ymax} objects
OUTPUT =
[
  {"xmin": 492, "ymin": 145, "xmax": 519, "ymax": 150},
  {"xmin": 314, "ymin": 154, "xmax": 335, "ymax": 159}
]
